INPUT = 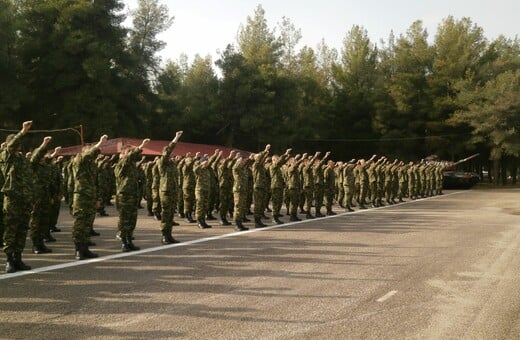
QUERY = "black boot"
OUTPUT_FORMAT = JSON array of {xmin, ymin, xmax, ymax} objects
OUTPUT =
[
  {"xmin": 167, "ymin": 234, "xmax": 181, "ymax": 244},
  {"xmin": 121, "ymin": 238, "xmax": 132, "ymax": 252},
  {"xmin": 254, "ymin": 217, "xmax": 267, "ymax": 228},
  {"xmin": 185, "ymin": 213, "xmax": 196, "ymax": 223},
  {"xmin": 45, "ymin": 234, "xmax": 57, "ymax": 243},
  {"xmin": 272, "ymin": 216, "xmax": 284, "ymax": 225},
  {"xmin": 198, "ymin": 219, "xmax": 211, "ymax": 229},
  {"xmin": 220, "ymin": 216, "xmax": 231, "ymax": 226},
  {"xmin": 234, "ymin": 220, "xmax": 248, "ymax": 231},
  {"xmin": 154, "ymin": 211, "xmax": 162, "ymax": 221},
  {"xmin": 75, "ymin": 244, "xmax": 98, "ymax": 260},
  {"xmin": 14, "ymin": 252, "xmax": 31, "ymax": 271},
  {"xmin": 125, "ymin": 236, "xmax": 140, "ymax": 251},
  {"xmin": 315, "ymin": 210, "xmax": 325, "ymax": 218},
  {"xmin": 161, "ymin": 234, "xmax": 172, "ymax": 245},
  {"xmin": 32, "ymin": 239, "xmax": 52, "ymax": 254},
  {"xmin": 90, "ymin": 229, "xmax": 100, "ymax": 236},
  {"xmin": 206, "ymin": 213, "xmax": 217, "ymax": 221},
  {"xmin": 346, "ymin": 206, "xmax": 354, "ymax": 212},
  {"xmin": 5, "ymin": 253, "xmax": 16, "ymax": 273},
  {"xmin": 305, "ymin": 212, "xmax": 314, "ymax": 219},
  {"xmin": 289, "ymin": 215, "xmax": 301, "ymax": 222},
  {"xmin": 326, "ymin": 210, "xmax": 337, "ymax": 216},
  {"xmin": 172, "ymin": 220, "xmax": 180, "ymax": 226},
  {"xmin": 50, "ymin": 225, "xmax": 61, "ymax": 232}
]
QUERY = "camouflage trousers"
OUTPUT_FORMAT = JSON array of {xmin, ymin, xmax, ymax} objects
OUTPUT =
[
  {"xmin": 271, "ymin": 187, "xmax": 284, "ymax": 216},
  {"xmin": 314, "ymin": 185, "xmax": 324, "ymax": 212},
  {"xmin": 72, "ymin": 193, "xmax": 96, "ymax": 244},
  {"xmin": 30, "ymin": 198, "xmax": 51, "ymax": 242},
  {"xmin": 195, "ymin": 189, "xmax": 209, "ymax": 220},
  {"xmin": 343, "ymin": 183, "xmax": 355, "ymax": 208},
  {"xmin": 233, "ymin": 190, "xmax": 247, "ymax": 223},
  {"xmin": 324, "ymin": 188, "xmax": 334, "ymax": 213},
  {"xmin": 253, "ymin": 187, "xmax": 267, "ymax": 218},
  {"xmin": 3, "ymin": 194, "xmax": 31, "ymax": 254},
  {"xmin": 183, "ymin": 185, "xmax": 195, "ymax": 215},
  {"xmin": 116, "ymin": 194, "xmax": 138, "ymax": 238},
  {"xmin": 369, "ymin": 181, "xmax": 377, "ymax": 203},
  {"xmin": 159, "ymin": 192, "xmax": 175, "ymax": 233},
  {"xmin": 50, "ymin": 197, "xmax": 61, "ymax": 229},
  {"xmin": 336, "ymin": 185, "xmax": 345, "ymax": 207},
  {"xmin": 219, "ymin": 186, "xmax": 233, "ymax": 219},
  {"xmin": 303, "ymin": 186, "xmax": 313, "ymax": 213},
  {"xmin": 287, "ymin": 188, "xmax": 300, "ymax": 217},
  {"xmin": 359, "ymin": 181, "xmax": 368, "ymax": 204}
]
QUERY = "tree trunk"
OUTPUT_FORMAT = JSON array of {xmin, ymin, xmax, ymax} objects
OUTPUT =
[
  {"xmin": 500, "ymin": 157, "xmax": 507, "ymax": 186},
  {"xmin": 493, "ymin": 158, "xmax": 500, "ymax": 185}
]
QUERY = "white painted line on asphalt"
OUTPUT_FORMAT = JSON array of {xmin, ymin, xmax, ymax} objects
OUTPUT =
[
  {"xmin": 377, "ymin": 290, "xmax": 398, "ymax": 302},
  {"xmin": 0, "ymin": 191, "xmax": 465, "ymax": 281}
]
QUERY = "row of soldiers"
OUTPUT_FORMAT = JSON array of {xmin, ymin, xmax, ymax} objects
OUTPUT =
[{"xmin": 1, "ymin": 122, "xmax": 446, "ymax": 273}]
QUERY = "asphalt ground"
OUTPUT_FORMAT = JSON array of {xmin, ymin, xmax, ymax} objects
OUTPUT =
[{"xmin": 1, "ymin": 189, "xmax": 519, "ymax": 339}]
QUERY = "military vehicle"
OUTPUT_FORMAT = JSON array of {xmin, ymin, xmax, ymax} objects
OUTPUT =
[{"xmin": 441, "ymin": 154, "xmax": 480, "ymax": 189}]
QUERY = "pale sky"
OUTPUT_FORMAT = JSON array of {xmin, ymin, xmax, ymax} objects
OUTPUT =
[{"xmin": 124, "ymin": 0, "xmax": 519, "ymax": 64}]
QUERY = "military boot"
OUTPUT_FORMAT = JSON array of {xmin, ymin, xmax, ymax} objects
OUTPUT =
[
  {"xmin": 154, "ymin": 211, "xmax": 162, "ymax": 221},
  {"xmin": 272, "ymin": 216, "xmax": 284, "ymax": 225},
  {"xmin": 32, "ymin": 239, "xmax": 52, "ymax": 254},
  {"xmin": 5, "ymin": 253, "xmax": 16, "ymax": 273},
  {"xmin": 14, "ymin": 252, "xmax": 31, "ymax": 271},
  {"xmin": 254, "ymin": 217, "xmax": 267, "ymax": 228},
  {"xmin": 220, "ymin": 215, "xmax": 231, "ymax": 226},
  {"xmin": 90, "ymin": 229, "xmax": 101, "ymax": 236},
  {"xmin": 167, "ymin": 234, "xmax": 181, "ymax": 244},
  {"xmin": 206, "ymin": 213, "xmax": 217, "ymax": 221},
  {"xmin": 305, "ymin": 212, "xmax": 314, "ymax": 219},
  {"xmin": 121, "ymin": 236, "xmax": 132, "ymax": 252},
  {"xmin": 315, "ymin": 210, "xmax": 325, "ymax": 218},
  {"xmin": 198, "ymin": 219, "xmax": 211, "ymax": 229},
  {"xmin": 185, "ymin": 213, "xmax": 196, "ymax": 223},
  {"xmin": 326, "ymin": 210, "xmax": 337, "ymax": 216},
  {"xmin": 125, "ymin": 236, "xmax": 140, "ymax": 251},
  {"xmin": 75, "ymin": 244, "xmax": 98, "ymax": 260},
  {"xmin": 50, "ymin": 225, "xmax": 61, "ymax": 232},
  {"xmin": 161, "ymin": 232, "xmax": 172, "ymax": 245},
  {"xmin": 289, "ymin": 215, "xmax": 301, "ymax": 222},
  {"xmin": 234, "ymin": 220, "xmax": 248, "ymax": 231}
]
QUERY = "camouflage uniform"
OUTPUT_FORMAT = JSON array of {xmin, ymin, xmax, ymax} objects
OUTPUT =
[
  {"xmin": 1, "ymin": 131, "xmax": 34, "ymax": 257},
  {"xmin": 182, "ymin": 157, "xmax": 196, "ymax": 221},
  {"xmin": 253, "ymin": 149, "xmax": 270, "ymax": 226},
  {"xmin": 29, "ymin": 144, "xmax": 53, "ymax": 251},
  {"xmin": 218, "ymin": 156, "xmax": 235, "ymax": 225},
  {"xmin": 323, "ymin": 163, "xmax": 336, "ymax": 215},
  {"xmin": 312, "ymin": 155, "xmax": 329, "ymax": 216},
  {"xmin": 193, "ymin": 158, "xmax": 212, "ymax": 226},
  {"xmin": 49, "ymin": 157, "xmax": 63, "ymax": 233},
  {"xmin": 115, "ymin": 147, "xmax": 143, "ymax": 244},
  {"xmin": 342, "ymin": 162, "xmax": 356, "ymax": 211},
  {"xmin": 232, "ymin": 158, "xmax": 252, "ymax": 227},
  {"xmin": 143, "ymin": 161, "xmax": 154, "ymax": 215},
  {"xmin": 269, "ymin": 153, "xmax": 289, "ymax": 222},
  {"xmin": 157, "ymin": 140, "xmax": 180, "ymax": 238},
  {"xmin": 71, "ymin": 145, "xmax": 101, "ymax": 246},
  {"xmin": 286, "ymin": 157, "xmax": 304, "ymax": 220}
]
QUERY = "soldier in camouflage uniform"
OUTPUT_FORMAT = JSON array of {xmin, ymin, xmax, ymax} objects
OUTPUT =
[
  {"xmin": 29, "ymin": 136, "xmax": 54, "ymax": 254},
  {"xmin": 269, "ymin": 148, "xmax": 291, "ymax": 224},
  {"xmin": 2, "ymin": 121, "xmax": 34, "ymax": 273},
  {"xmin": 156, "ymin": 131, "xmax": 183, "ymax": 244},
  {"xmin": 323, "ymin": 160, "xmax": 337, "ymax": 216},
  {"xmin": 194, "ymin": 150, "xmax": 220, "ymax": 229},
  {"xmin": 217, "ymin": 150, "xmax": 236, "ymax": 226},
  {"xmin": 335, "ymin": 162, "xmax": 345, "ymax": 208},
  {"xmin": 48, "ymin": 153, "xmax": 64, "ymax": 235},
  {"xmin": 143, "ymin": 160, "xmax": 154, "ymax": 216},
  {"xmin": 232, "ymin": 154, "xmax": 252, "ymax": 231},
  {"xmin": 71, "ymin": 134, "xmax": 108, "ymax": 260},
  {"xmin": 182, "ymin": 153, "xmax": 197, "ymax": 223},
  {"xmin": 312, "ymin": 151, "xmax": 331, "ymax": 217},
  {"xmin": 151, "ymin": 156, "xmax": 162, "ymax": 220},
  {"xmin": 301, "ymin": 152, "xmax": 320, "ymax": 219},
  {"xmin": 252, "ymin": 144, "xmax": 271, "ymax": 228},
  {"xmin": 286, "ymin": 153, "xmax": 306, "ymax": 221},
  {"xmin": 0, "ymin": 142, "xmax": 5, "ymax": 247},
  {"xmin": 96, "ymin": 155, "xmax": 110, "ymax": 217},
  {"xmin": 342, "ymin": 159, "xmax": 357, "ymax": 212},
  {"xmin": 115, "ymin": 138, "xmax": 150, "ymax": 251}
]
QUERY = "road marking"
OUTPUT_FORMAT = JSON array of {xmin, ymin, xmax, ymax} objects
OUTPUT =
[
  {"xmin": 377, "ymin": 290, "xmax": 398, "ymax": 302},
  {"xmin": 0, "ymin": 191, "xmax": 465, "ymax": 281}
]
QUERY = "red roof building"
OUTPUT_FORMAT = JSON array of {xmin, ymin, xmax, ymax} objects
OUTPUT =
[{"xmin": 58, "ymin": 138, "xmax": 251, "ymax": 158}]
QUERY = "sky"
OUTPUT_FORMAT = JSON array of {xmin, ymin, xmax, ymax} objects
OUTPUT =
[{"xmin": 124, "ymin": 0, "xmax": 519, "ymax": 64}]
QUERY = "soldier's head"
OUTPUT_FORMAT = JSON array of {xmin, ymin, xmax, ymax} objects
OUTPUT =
[{"xmin": 271, "ymin": 154, "xmax": 280, "ymax": 164}]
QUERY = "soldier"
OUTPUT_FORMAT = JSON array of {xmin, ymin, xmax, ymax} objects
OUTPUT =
[
  {"xmin": 323, "ymin": 160, "xmax": 336, "ymax": 216},
  {"xmin": 96, "ymin": 155, "xmax": 110, "ymax": 217},
  {"xmin": 151, "ymin": 156, "xmax": 162, "ymax": 220},
  {"xmin": 71, "ymin": 134, "xmax": 108, "ymax": 260},
  {"xmin": 217, "ymin": 150, "xmax": 236, "ymax": 226},
  {"xmin": 302, "ymin": 152, "xmax": 320, "ymax": 219},
  {"xmin": 286, "ymin": 153, "xmax": 306, "ymax": 221},
  {"xmin": 335, "ymin": 161, "xmax": 345, "ymax": 208},
  {"xmin": 143, "ymin": 160, "xmax": 154, "ymax": 216},
  {"xmin": 182, "ymin": 152, "xmax": 197, "ymax": 223},
  {"xmin": 194, "ymin": 150, "xmax": 220, "ymax": 229},
  {"xmin": 0, "ymin": 142, "xmax": 5, "ymax": 247},
  {"xmin": 48, "ymin": 152, "xmax": 64, "ymax": 234},
  {"xmin": 156, "ymin": 131, "xmax": 183, "ymax": 244},
  {"xmin": 232, "ymin": 153, "xmax": 252, "ymax": 231},
  {"xmin": 115, "ymin": 138, "xmax": 150, "ymax": 252},
  {"xmin": 358, "ymin": 155, "xmax": 376, "ymax": 209},
  {"xmin": 29, "ymin": 136, "xmax": 54, "ymax": 254},
  {"xmin": 252, "ymin": 144, "xmax": 271, "ymax": 228},
  {"xmin": 342, "ymin": 159, "xmax": 357, "ymax": 212},
  {"xmin": 269, "ymin": 148, "xmax": 291, "ymax": 224},
  {"xmin": 313, "ymin": 151, "xmax": 331, "ymax": 217},
  {"xmin": 2, "ymin": 121, "xmax": 34, "ymax": 273}
]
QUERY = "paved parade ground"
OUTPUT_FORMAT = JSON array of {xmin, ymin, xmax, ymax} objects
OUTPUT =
[{"xmin": 1, "ymin": 189, "xmax": 519, "ymax": 339}]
